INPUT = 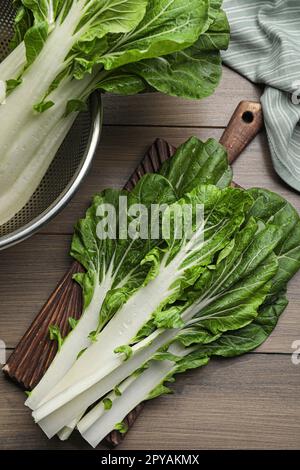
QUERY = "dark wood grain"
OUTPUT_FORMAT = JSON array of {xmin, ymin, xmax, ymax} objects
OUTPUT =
[
  {"xmin": 102, "ymin": 67, "xmax": 261, "ymax": 128},
  {"xmin": 1, "ymin": 354, "xmax": 299, "ymax": 450},
  {"xmin": 105, "ymin": 404, "xmax": 145, "ymax": 448},
  {"xmin": 124, "ymin": 138, "xmax": 176, "ymax": 192},
  {"xmin": 3, "ymin": 262, "xmax": 84, "ymax": 390}
]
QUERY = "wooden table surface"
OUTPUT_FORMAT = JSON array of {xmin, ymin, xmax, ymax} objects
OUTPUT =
[{"xmin": 0, "ymin": 66, "xmax": 299, "ymax": 450}]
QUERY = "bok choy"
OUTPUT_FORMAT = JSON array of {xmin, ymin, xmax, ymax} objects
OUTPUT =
[
  {"xmin": 24, "ymin": 137, "xmax": 300, "ymax": 445},
  {"xmin": 0, "ymin": 0, "xmax": 229, "ymax": 224},
  {"xmin": 78, "ymin": 295, "xmax": 288, "ymax": 447},
  {"xmin": 26, "ymin": 136, "xmax": 231, "ymax": 410}
]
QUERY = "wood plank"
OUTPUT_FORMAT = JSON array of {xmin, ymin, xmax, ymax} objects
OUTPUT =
[
  {"xmin": 1, "ymin": 354, "xmax": 299, "ymax": 450},
  {"xmin": 103, "ymin": 67, "xmax": 262, "ymax": 127},
  {"xmin": 41, "ymin": 126, "xmax": 300, "ymax": 234},
  {"xmin": 0, "ymin": 235, "xmax": 72, "ymax": 349}
]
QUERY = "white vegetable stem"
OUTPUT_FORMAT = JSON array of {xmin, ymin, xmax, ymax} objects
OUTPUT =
[
  {"xmin": 57, "ymin": 413, "xmax": 85, "ymax": 441},
  {"xmin": 0, "ymin": 42, "xmax": 26, "ymax": 81},
  {"xmin": 0, "ymin": 80, "xmax": 6, "ymax": 104},
  {"xmin": 78, "ymin": 374, "xmax": 137, "ymax": 435},
  {"xmin": 31, "ymin": 225, "xmax": 206, "ymax": 413},
  {"xmin": 78, "ymin": 343, "xmax": 188, "ymax": 448},
  {"xmin": 32, "ymin": 298, "xmax": 211, "ymax": 437},
  {"xmin": 27, "ymin": 247, "xmax": 142, "ymax": 412},
  {"xmin": 0, "ymin": 75, "xmax": 92, "ymax": 225},
  {"xmin": 34, "ymin": 330, "xmax": 176, "ymax": 436},
  {"xmin": 34, "ymin": 328, "xmax": 178, "ymax": 435},
  {"xmin": 26, "ymin": 263, "xmax": 115, "ymax": 410},
  {"xmin": 0, "ymin": 0, "xmax": 92, "ymax": 224}
]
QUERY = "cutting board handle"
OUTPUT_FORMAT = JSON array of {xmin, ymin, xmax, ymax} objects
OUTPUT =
[{"xmin": 220, "ymin": 101, "xmax": 264, "ymax": 164}]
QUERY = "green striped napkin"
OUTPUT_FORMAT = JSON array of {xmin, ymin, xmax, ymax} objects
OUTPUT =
[{"xmin": 222, "ymin": 0, "xmax": 300, "ymax": 191}]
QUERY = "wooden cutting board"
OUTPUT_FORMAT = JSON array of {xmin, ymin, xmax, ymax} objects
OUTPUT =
[{"xmin": 3, "ymin": 100, "xmax": 263, "ymax": 447}]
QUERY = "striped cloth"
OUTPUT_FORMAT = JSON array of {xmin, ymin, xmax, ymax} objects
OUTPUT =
[{"xmin": 222, "ymin": 0, "xmax": 300, "ymax": 191}]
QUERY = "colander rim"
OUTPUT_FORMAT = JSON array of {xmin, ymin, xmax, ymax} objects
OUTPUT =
[{"xmin": 0, "ymin": 92, "xmax": 102, "ymax": 251}]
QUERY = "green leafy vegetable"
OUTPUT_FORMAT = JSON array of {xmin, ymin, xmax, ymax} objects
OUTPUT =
[
  {"xmin": 26, "ymin": 172, "xmax": 177, "ymax": 409},
  {"xmin": 114, "ymin": 421, "xmax": 128, "ymax": 435},
  {"xmin": 32, "ymin": 183, "xmax": 254, "ymax": 426},
  {"xmin": 77, "ymin": 294, "xmax": 289, "ymax": 448},
  {"xmin": 116, "ymin": 8, "xmax": 230, "ymax": 99},
  {"xmin": 26, "ymin": 136, "xmax": 230, "ymax": 411},
  {"xmin": 77, "ymin": 348, "xmax": 87, "ymax": 360},
  {"xmin": 0, "ymin": 0, "xmax": 229, "ymax": 225},
  {"xmin": 49, "ymin": 325, "xmax": 64, "ymax": 351},
  {"xmin": 68, "ymin": 317, "xmax": 79, "ymax": 330},
  {"xmin": 33, "ymin": 100, "xmax": 55, "ymax": 113},
  {"xmin": 103, "ymin": 398, "xmax": 113, "ymax": 411},
  {"xmin": 114, "ymin": 345, "xmax": 133, "ymax": 362},
  {"xmin": 159, "ymin": 137, "xmax": 232, "ymax": 194},
  {"xmin": 114, "ymin": 386, "xmax": 122, "ymax": 397},
  {"xmin": 26, "ymin": 136, "xmax": 300, "ymax": 446}
]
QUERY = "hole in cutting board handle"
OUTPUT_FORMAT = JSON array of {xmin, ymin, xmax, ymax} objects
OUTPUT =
[{"xmin": 242, "ymin": 111, "xmax": 254, "ymax": 124}]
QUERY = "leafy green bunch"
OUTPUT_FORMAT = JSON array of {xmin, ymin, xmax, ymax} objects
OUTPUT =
[
  {"xmin": 0, "ymin": 0, "xmax": 229, "ymax": 226},
  {"xmin": 26, "ymin": 137, "xmax": 300, "ymax": 447}
]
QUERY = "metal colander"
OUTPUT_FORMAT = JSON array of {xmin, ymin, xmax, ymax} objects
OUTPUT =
[{"xmin": 0, "ymin": 0, "xmax": 102, "ymax": 250}]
